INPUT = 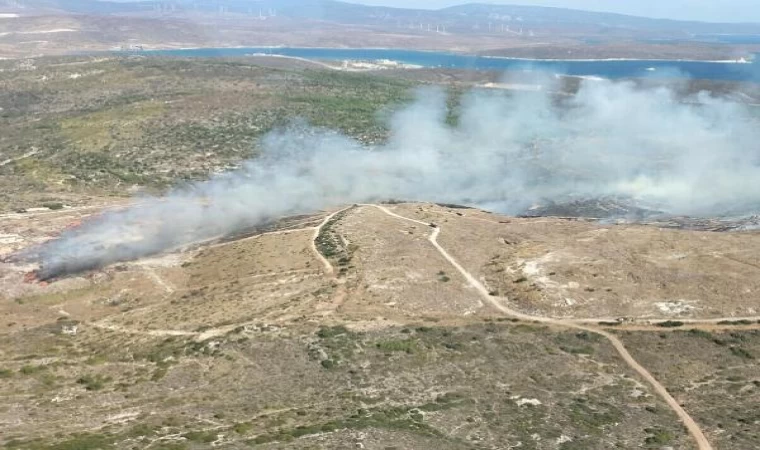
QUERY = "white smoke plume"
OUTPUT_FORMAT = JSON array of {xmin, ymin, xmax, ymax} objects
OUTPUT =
[{"xmin": 33, "ymin": 78, "xmax": 760, "ymax": 278}]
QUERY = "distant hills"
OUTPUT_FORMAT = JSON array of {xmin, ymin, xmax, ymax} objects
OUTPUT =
[
  {"xmin": 1, "ymin": 0, "xmax": 758, "ymax": 60},
  {"xmin": 3, "ymin": 0, "xmax": 760, "ymax": 35}
]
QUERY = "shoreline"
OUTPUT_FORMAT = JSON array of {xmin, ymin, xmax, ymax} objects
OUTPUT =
[
  {"xmin": 140, "ymin": 45, "xmax": 755, "ymax": 64},
  {"xmin": 2, "ymin": 45, "xmax": 753, "ymax": 65},
  {"xmin": 480, "ymin": 54, "xmax": 753, "ymax": 64},
  {"xmin": 244, "ymin": 53, "xmax": 424, "ymax": 71}
]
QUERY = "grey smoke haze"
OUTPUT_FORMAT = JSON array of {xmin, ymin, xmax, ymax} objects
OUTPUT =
[{"xmin": 35, "ymin": 78, "xmax": 760, "ymax": 278}]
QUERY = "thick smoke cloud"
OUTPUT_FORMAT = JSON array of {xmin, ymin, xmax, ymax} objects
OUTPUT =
[{"xmin": 34, "ymin": 79, "xmax": 760, "ymax": 278}]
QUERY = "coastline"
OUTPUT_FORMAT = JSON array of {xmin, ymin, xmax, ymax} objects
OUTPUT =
[
  {"xmin": 142, "ymin": 45, "xmax": 754, "ymax": 64},
  {"xmin": 2, "ymin": 45, "xmax": 749, "ymax": 66},
  {"xmin": 3, "ymin": 46, "xmax": 755, "ymax": 83},
  {"xmin": 479, "ymin": 54, "xmax": 753, "ymax": 64},
  {"xmin": 148, "ymin": 45, "xmax": 450, "ymax": 54}
]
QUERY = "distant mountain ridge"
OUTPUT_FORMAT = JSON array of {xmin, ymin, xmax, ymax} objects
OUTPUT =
[
  {"xmin": 2, "ymin": 0, "xmax": 760, "ymax": 60},
  {"xmin": 2, "ymin": 0, "xmax": 760, "ymax": 33}
]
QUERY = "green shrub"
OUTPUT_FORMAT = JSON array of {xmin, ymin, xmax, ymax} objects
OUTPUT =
[
  {"xmin": 656, "ymin": 321, "xmax": 684, "ymax": 328},
  {"xmin": 644, "ymin": 428, "xmax": 673, "ymax": 445},
  {"xmin": 687, "ymin": 329, "xmax": 712, "ymax": 339},
  {"xmin": 7, "ymin": 433, "xmax": 115, "ymax": 450},
  {"xmin": 717, "ymin": 320, "xmax": 754, "ymax": 326},
  {"xmin": 151, "ymin": 367, "xmax": 168, "ymax": 381},
  {"xmin": 560, "ymin": 345, "xmax": 595, "ymax": 355},
  {"xmin": 317, "ymin": 325, "xmax": 348, "ymax": 339},
  {"xmin": 19, "ymin": 364, "xmax": 46, "ymax": 375},
  {"xmin": 76, "ymin": 374, "xmax": 112, "ymax": 391},
  {"xmin": 233, "ymin": 422, "xmax": 253, "ymax": 434},
  {"xmin": 729, "ymin": 347, "xmax": 754, "ymax": 359},
  {"xmin": 182, "ymin": 430, "xmax": 217, "ymax": 443},
  {"xmin": 375, "ymin": 339, "xmax": 417, "ymax": 354}
]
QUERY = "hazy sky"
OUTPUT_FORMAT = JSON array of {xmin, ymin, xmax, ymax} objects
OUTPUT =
[{"xmin": 351, "ymin": 0, "xmax": 760, "ymax": 23}]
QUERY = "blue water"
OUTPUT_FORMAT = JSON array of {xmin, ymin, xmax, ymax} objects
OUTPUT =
[{"xmin": 145, "ymin": 47, "xmax": 760, "ymax": 83}]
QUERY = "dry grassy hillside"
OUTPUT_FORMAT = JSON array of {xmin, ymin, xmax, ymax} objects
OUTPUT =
[
  {"xmin": 0, "ymin": 56, "xmax": 416, "ymax": 212},
  {"xmin": 1, "ymin": 55, "xmax": 760, "ymax": 449},
  {"xmin": 1, "ymin": 201, "xmax": 759, "ymax": 449}
]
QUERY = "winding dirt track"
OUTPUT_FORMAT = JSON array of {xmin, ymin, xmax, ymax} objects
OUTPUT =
[
  {"xmin": 71, "ymin": 202, "xmax": 745, "ymax": 449},
  {"xmin": 311, "ymin": 207, "xmax": 352, "ymax": 277},
  {"xmin": 365, "ymin": 204, "xmax": 714, "ymax": 450}
]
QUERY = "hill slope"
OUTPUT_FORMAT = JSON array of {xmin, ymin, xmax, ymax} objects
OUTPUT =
[
  {"xmin": 2, "ymin": 201, "xmax": 759, "ymax": 449},
  {"xmin": 1, "ymin": 54, "xmax": 759, "ymax": 450},
  {"xmin": 4, "ymin": 0, "xmax": 760, "ymax": 33},
  {"xmin": 2, "ymin": 0, "xmax": 759, "ymax": 59}
]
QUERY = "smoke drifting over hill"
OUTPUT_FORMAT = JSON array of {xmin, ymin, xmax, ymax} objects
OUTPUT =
[{"xmin": 33, "ymin": 78, "xmax": 760, "ymax": 279}]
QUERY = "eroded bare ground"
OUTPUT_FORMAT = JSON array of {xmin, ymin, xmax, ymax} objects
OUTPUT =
[
  {"xmin": 388, "ymin": 203, "xmax": 760, "ymax": 321},
  {"xmin": 1, "ymin": 201, "xmax": 759, "ymax": 448}
]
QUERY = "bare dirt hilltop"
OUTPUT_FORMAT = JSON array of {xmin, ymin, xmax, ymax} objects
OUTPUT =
[{"xmin": 1, "ymin": 200, "xmax": 759, "ymax": 449}]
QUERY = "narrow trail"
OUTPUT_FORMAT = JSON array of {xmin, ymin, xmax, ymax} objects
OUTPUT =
[
  {"xmin": 0, "ymin": 149, "xmax": 38, "ymax": 167},
  {"xmin": 143, "ymin": 267, "xmax": 175, "ymax": 294},
  {"xmin": 0, "ymin": 203, "xmax": 113, "ymax": 220},
  {"xmin": 584, "ymin": 327, "xmax": 714, "ymax": 450},
  {"xmin": 66, "ymin": 203, "xmax": 742, "ymax": 450},
  {"xmin": 579, "ymin": 316, "xmax": 760, "ymax": 332},
  {"xmin": 575, "ymin": 316, "xmax": 760, "ymax": 325},
  {"xmin": 311, "ymin": 208, "xmax": 354, "ymax": 313},
  {"xmin": 311, "ymin": 207, "xmax": 352, "ymax": 277},
  {"xmin": 368, "ymin": 204, "xmax": 713, "ymax": 450},
  {"xmin": 89, "ymin": 322, "xmax": 197, "ymax": 338},
  {"xmin": 377, "ymin": 205, "xmax": 760, "ymax": 330},
  {"xmin": 312, "ymin": 214, "xmax": 337, "ymax": 277},
  {"xmin": 86, "ymin": 227, "xmax": 321, "ymax": 341}
]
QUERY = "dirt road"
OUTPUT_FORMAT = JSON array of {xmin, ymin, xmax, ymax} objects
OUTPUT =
[
  {"xmin": 311, "ymin": 208, "xmax": 352, "ymax": 277},
  {"xmin": 589, "ymin": 328, "xmax": 714, "ymax": 450},
  {"xmin": 368, "ymin": 204, "xmax": 714, "ymax": 450},
  {"xmin": 90, "ymin": 322, "xmax": 197, "ymax": 338}
]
